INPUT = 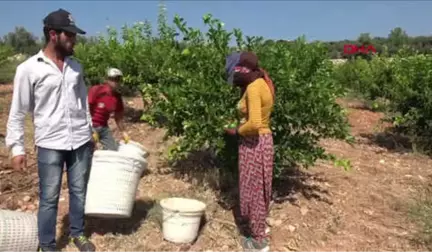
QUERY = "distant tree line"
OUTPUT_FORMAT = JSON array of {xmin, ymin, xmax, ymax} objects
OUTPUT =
[
  {"xmin": 0, "ymin": 26, "xmax": 92, "ymax": 56},
  {"xmin": 264, "ymin": 27, "xmax": 430, "ymax": 59},
  {"xmin": 0, "ymin": 26, "xmax": 430, "ymax": 59},
  {"xmin": 324, "ymin": 27, "xmax": 430, "ymax": 59}
]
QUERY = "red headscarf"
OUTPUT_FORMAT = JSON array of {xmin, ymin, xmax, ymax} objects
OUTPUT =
[{"xmin": 230, "ymin": 51, "xmax": 275, "ymax": 100}]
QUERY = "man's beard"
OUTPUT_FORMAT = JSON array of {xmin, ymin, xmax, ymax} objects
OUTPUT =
[{"xmin": 55, "ymin": 41, "xmax": 74, "ymax": 57}]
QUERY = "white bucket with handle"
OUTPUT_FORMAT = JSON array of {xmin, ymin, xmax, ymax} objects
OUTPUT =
[
  {"xmin": 0, "ymin": 210, "xmax": 38, "ymax": 251},
  {"xmin": 160, "ymin": 197, "xmax": 206, "ymax": 243},
  {"xmin": 85, "ymin": 150, "xmax": 147, "ymax": 218}
]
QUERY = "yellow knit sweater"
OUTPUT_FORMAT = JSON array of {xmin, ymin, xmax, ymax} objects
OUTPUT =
[{"xmin": 237, "ymin": 78, "xmax": 274, "ymax": 136}]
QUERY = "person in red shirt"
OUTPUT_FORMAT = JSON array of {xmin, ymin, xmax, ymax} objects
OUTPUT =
[{"xmin": 88, "ymin": 68, "xmax": 130, "ymax": 150}]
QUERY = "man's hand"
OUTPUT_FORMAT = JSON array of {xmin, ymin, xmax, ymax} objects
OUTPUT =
[
  {"xmin": 122, "ymin": 131, "xmax": 130, "ymax": 143},
  {"xmin": 11, "ymin": 154, "xmax": 26, "ymax": 171},
  {"xmin": 92, "ymin": 131, "xmax": 99, "ymax": 143},
  {"xmin": 91, "ymin": 131, "xmax": 99, "ymax": 152}
]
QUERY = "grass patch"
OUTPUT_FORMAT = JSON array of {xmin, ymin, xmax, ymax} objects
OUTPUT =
[
  {"xmin": 0, "ymin": 59, "xmax": 23, "ymax": 84},
  {"xmin": 408, "ymin": 185, "xmax": 432, "ymax": 250}
]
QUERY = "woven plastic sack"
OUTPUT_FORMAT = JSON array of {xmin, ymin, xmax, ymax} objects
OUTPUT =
[{"xmin": 0, "ymin": 209, "xmax": 38, "ymax": 251}]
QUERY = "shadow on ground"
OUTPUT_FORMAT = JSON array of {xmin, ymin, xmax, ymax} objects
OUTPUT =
[
  {"xmin": 167, "ymin": 146, "xmax": 331, "ymax": 211},
  {"xmin": 167, "ymin": 146, "xmax": 332, "ymax": 239},
  {"xmin": 359, "ymin": 130, "xmax": 413, "ymax": 154},
  {"xmin": 271, "ymin": 168, "xmax": 331, "ymax": 205},
  {"xmin": 0, "ymin": 133, "xmax": 5, "ymax": 145},
  {"xmin": 338, "ymin": 96, "xmax": 390, "ymax": 113},
  {"xmin": 57, "ymin": 199, "xmax": 154, "ymax": 250},
  {"xmin": 123, "ymin": 106, "xmax": 145, "ymax": 124},
  {"xmin": 0, "ymin": 90, "xmax": 11, "ymax": 97}
]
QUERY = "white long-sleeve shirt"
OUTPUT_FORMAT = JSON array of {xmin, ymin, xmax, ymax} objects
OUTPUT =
[{"xmin": 5, "ymin": 50, "xmax": 93, "ymax": 157}]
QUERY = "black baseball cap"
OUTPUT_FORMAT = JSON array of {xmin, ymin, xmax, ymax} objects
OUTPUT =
[{"xmin": 43, "ymin": 8, "xmax": 86, "ymax": 35}]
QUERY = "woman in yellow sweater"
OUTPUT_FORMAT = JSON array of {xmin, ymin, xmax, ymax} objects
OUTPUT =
[{"xmin": 224, "ymin": 51, "xmax": 275, "ymax": 252}]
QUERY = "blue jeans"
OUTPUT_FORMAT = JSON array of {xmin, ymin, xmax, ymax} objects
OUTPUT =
[
  {"xmin": 37, "ymin": 141, "xmax": 93, "ymax": 249},
  {"xmin": 93, "ymin": 126, "xmax": 118, "ymax": 151}
]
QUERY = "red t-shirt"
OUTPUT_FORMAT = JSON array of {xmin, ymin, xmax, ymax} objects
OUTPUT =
[{"xmin": 88, "ymin": 83, "xmax": 124, "ymax": 127}]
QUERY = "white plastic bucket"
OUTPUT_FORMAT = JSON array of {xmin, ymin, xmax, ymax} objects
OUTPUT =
[
  {"xmin": 160, "ymin": 197, "xmax": 206, "ymax": 244},
  {"xmin": 118, "ymin": 140, "xmax": 149, "ymax": 159},
  {"xmin": 85, "ymin": 150, "xmax": 147, "ymax": 218},
  {"xmin": 0, "ymin": 210, "xmax": 38, "ymax": 251}
]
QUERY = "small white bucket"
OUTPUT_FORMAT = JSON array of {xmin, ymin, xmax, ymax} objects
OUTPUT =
[{"xmin": 160, "ymin": 197, "xmax": 206, "ymax": 244}]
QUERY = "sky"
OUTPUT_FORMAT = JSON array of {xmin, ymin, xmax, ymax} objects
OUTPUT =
[{"xmin": 0, "ymin": 0, "xmax": 431, "ymax": 42}]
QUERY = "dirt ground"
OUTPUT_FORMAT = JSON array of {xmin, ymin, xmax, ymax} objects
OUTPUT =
[{"xmin": 0, "ymin": 83, "xmax": 430, "ymax": 251}]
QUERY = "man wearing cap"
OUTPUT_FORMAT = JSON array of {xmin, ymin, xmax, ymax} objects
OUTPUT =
[
  {"xmin": 88, "ymin": 67, "xmax": 130, "ymax": 150},
  {"xmin": 5, "ymin": 9, "xmax": 95, "ymax": 251}
]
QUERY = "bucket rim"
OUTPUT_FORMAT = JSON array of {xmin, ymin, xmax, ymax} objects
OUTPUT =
[
  {"xmin": 93, "ymin": 150, "xmax": 147, "ymax": 163},
  {"xmin": 160, "ymin": 197, "xmax": 206, "ymax": 213},
  {"xmin": 119, "ymin": 140, "xmax": 149, "ymax": 153}
]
